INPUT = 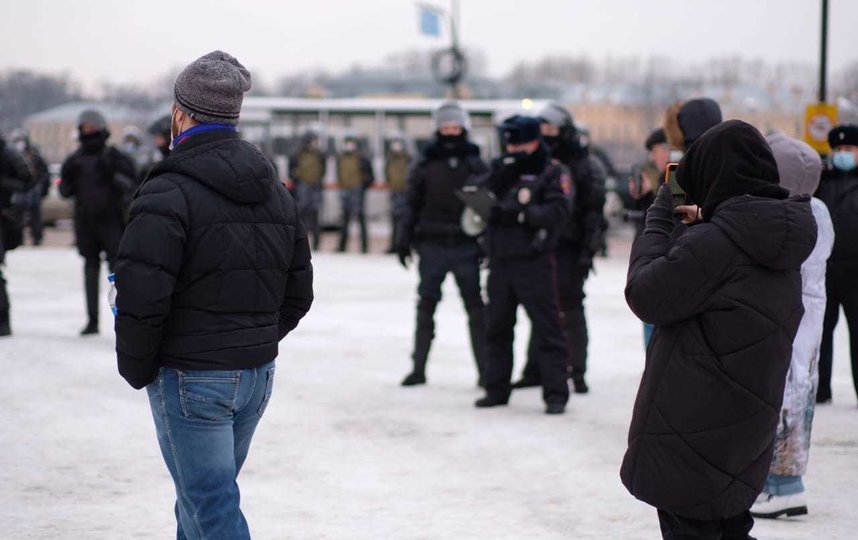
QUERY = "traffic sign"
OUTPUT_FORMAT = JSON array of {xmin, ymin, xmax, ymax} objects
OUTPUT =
[{"xmin": 804, "ymin": 103, "xmax": 839, "ymax": 154}]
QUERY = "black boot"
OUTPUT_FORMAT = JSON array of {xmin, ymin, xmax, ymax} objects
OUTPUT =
[
  {"xmin": 566, "ymin": 307, "xmax": 589, "ymax": 394},
  {"xmin": 82, "ymin": 259, "xmax": 100, "ymax": 336},
  {"xmin": 465, "ymin": 299, "xmax": 488, "ymax": 387},
  {"xmin": 359, "ymin": 214, "xmax": 369, "ymax": 254},
  {"xmin": 0, "ymin": 271, "xmax": 10, "ymax": 337},
  {"xmin": 401, "ymin": 298, "xmax": 436, "ymax": 386},
  {"xmin": 475, "ymin": 394, "xmax": 509, "ymax": 408},
  {"xmin": 0, "ymin": 310, "xmax": 10, "ymax": 337}
]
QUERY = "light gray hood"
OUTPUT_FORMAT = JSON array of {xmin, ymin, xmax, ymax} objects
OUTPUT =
[{"xmin": 765, "ymin": 131, "xmax": 822, "ymax": 197}]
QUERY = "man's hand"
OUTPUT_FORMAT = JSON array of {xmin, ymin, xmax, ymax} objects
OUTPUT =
[
  {"xmin": 674, "ymin": 204, "xmax": 702, "ymax": 225},
  {"xmin": 395, "ymin": 229, "xmax": 412, "ymax": 269}
]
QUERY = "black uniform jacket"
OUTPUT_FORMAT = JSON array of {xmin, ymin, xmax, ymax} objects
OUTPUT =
[
  {"xmin": 114, "ymin": 129, "xmax": 313, "ymax": 389},
  {"xmin": 815, "ymin": 166, "xmax": 858, "ymax": 267},
  {"xmin": 622, "ymin": 194, "xmax": 816, "ymax": 519}
]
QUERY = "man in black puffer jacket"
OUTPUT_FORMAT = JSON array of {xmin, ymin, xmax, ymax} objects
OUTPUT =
[
  {"xmin": 114, "ymin": 51, "xmax": 313, "ymax": 540},
  {"xmin": 623, "ymin": 120, "xmax": 816, "ymax": 539}
]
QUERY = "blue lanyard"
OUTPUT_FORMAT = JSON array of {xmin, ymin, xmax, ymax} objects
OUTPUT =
[{"xmin": 172, "ymin": 123, "xmax": 236, "ymax": 148}]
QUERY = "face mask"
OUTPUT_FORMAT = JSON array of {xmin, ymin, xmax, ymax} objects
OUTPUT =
[
  {"xmin": 80, "ymin": 130, "xmax": 107, "ymax": 153},
  {"xmin": 169, "ymin": 109, "xmax": 181, "ymax": 150},
  {"xmin": 14, "ymin": 140, "xmax": 27, "ymax": 153},
  {"xmin": 832, "ymin": 150, "xmax": 857, "ymax": 171},
  {"xmin": 122, "ymin": 142, "xmax": 138, "ymax": 154},
  {"xmin": 438, "ymin": 132, "xmax": 466, "ymax": 152},
  {"xmin": 668, "ymin": 149, "xmax": 684, "ymax": 163}
]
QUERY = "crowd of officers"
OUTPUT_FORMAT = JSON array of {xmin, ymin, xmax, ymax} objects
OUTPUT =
[
  {"xmin": 393, "ymin": 101, "xmax": 607, "ymax": 415},
  {"xmin": 2, "ymin": 100, "xmax": 856, "ymax": 414}
]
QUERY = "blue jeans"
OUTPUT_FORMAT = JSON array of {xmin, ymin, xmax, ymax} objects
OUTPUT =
[
  {"xmin": 147, "ymin": 361, "xmax": 276, "ymax": 540},
  {"xmin": 764, "ymin": 474, "xmax": 804, "ymax": 496}
]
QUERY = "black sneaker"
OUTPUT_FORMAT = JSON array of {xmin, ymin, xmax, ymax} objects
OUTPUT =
[
  {"xmin": 475, "ymin": 395, "xmax": 509, "ymax": 408},
  {"xmin": 545, "ymin": 403, "xmax": 566, "ymax": 415},
  {"xmin": 573, "ymin": 378, "xmax": 589, "ymax": 394},
  {"xmin": 80, "ymin": 322, "xmax": 99, "ymax": 336},
  {"xmin": 401, "ymin": 372, "xmax": 426, "ymax": 386}
]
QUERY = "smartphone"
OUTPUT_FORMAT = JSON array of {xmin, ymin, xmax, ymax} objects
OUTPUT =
[{"xmin": 664, "ymin": 162, "xmax": 686, "ymax": 207}]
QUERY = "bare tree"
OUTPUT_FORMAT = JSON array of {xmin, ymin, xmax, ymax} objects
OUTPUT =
[{"xmin": 0, "ymin": 70, "xmax": 81, "ymax": 132}]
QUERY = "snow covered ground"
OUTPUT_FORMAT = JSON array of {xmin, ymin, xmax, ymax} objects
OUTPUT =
[{"xmin": 2, "ymin": 237, "xmax": 857, "ymax": 539}]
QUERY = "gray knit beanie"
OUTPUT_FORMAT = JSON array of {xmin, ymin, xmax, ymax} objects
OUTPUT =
[
  {"xmin": 173, "ymin": 50, "xmax": 252, "ymax": 126},
  {"xmin": 78, "ymin": 109, "xmax": 107, "ymax": 129}
]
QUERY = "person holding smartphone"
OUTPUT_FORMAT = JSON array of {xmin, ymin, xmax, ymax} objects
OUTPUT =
[{"xmin": 623, "ymin": 120, "xmax": 817, "ymax": 539}]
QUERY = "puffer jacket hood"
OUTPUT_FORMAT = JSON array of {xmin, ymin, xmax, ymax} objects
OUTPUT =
[
  {"xmin": 765, "ymin": 131, "xmax": 822, "ymax": 197},
  {"xmin": 710, "ymin": 195, "xmax": 817, "ymax": 271},
  {"xmin": 150, "ymin": 129, "xmax": 275, "ymax": 204},
  {"xmin": 677, "ymin": 120, "xmax": 789, "ymax": 221}
]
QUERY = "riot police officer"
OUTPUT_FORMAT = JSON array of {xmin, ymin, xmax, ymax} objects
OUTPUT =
[
  {"xmin": 290, "ymin": 132, "xmax": 327, "ymax": 250},
  {"xmin": 396, "ymin": 102, "xmax": 488, "ymax": 386},
  {"xmin": 385, "ymin": 136, "xmax": 411, "ymax": 254},
  {"xmin": 474, "ymin": 115, "xmax": 571, "ymax": 414},
  {"xmin": 512, "ymin": 103, "xmax": 606, "ymax": 394},
  {"xmin": 336, "ymin": 136, "xmax": 374, "ymax": 253},
  {"xmin": 60, "ymin": 109, "xmax": 137, "ymax": 335}
]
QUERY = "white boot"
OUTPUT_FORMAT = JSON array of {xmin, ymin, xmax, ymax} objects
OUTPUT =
[{"xmin": 750, "ymin": 492, "xmax": 808, "ymax": 519}]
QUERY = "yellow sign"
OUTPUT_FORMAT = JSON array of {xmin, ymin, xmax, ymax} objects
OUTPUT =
[{"xmin": 804, "ymin": 103, "xmax": 839, "ymax": 154}]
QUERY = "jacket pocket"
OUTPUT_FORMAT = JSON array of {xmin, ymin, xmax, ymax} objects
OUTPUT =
[
  {"xmin": 178, "ymin": 370, "xmax": 241, "ymax": 421},
  {"xmin": 257, "ymin": 366, "xmax": 276, "ymax": 418}
]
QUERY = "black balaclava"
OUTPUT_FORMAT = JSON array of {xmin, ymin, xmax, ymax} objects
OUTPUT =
[
  {"xmin": 80, "ymin": 129, "xmax": 109, "ymax": 155},
  {"xmin": 436, "ymin": 130, "xmax": 467, "ymax": 155},
  {"xmin": 676, "ymin": 119, "xmax": 787, "ymax": 221}
]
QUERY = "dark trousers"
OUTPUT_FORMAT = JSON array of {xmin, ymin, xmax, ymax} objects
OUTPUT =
[
  {"xmin": 484, "ymin": 254, "xmax": 569, "ymax": 405},
  {"xmin": 75, "ymin": 214, "xmax": 123, "ymax": 324},
  {"xmin": 411, "ymin": 241, "xmax": 486, "ymax": 377},
  {"xmin": 296, "ymin": 183, "xmax": 323, "ymax": 250},
  {"xmin": 522, "ymin": 248, "xmax": 589, "ymax": 383},
  {"xmin": 19, "ymin": 202, "xmax": 44, "ymax": 244},
  {"xmin": 657, "ymin": 509, "xmax": 755, "ymax": 540},
  {"xmin": 0, "ymin": 265, "xmax": 8, "ymax": 327},
  {"xmin": 389, "ymin": 191, "xmax": 407, "ymax": 251},
  {"xmin": 818, "ymin": 263, "xmax": 858, "ymax": 401},
  {"xmin": 338, "ymin": 188, "xmax": 367, "ymax": 253}
]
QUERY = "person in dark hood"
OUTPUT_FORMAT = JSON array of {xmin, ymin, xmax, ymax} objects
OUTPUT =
[
  {"xmin": 60, "ymin": 109, "xmax": 137, "ymax": 335},
  {"xmin": 815, "ymin": 123, "xmax": 858, "ymax": 404},
  {"xmin": 623, "ymin": 120, "xmax": 817, "ymax": 539},
  {"xmin": 396, "ymin": 102, "xmax": 488, "ymax": 386},
  {"xmin": 114, "ymin": 51, "xmax": 313, "ymax": 538},
  {"xmin": 0, "ymin": 130, "xmax": 35, "ymax": 336},
  {"xmin": 473, "ymin": 115, "xmax": 571, "ymax": 415}
]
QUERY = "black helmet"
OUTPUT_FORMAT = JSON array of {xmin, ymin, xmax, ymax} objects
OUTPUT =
[{"xmin": 537, "ymin": 102, "xmax": 579, "ymax": 156}]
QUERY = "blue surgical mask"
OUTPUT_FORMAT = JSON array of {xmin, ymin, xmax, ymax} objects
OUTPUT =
[{"xmin": 832, "ymin": 151, "xmax": 857, "ymax": 171}]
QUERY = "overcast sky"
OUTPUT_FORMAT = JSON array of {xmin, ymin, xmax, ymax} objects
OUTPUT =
[{"xmin": 3, "ymin": 0, "xmax": 856, "ymax": 90}]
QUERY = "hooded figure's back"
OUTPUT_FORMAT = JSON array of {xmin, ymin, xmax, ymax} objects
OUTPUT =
[{"xmin": 622, "ymin": 121, "xmax": 817, "ymax": 520}]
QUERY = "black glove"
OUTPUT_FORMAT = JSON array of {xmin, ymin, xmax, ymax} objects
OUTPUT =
[
  {"xmin": 490, "ymin": 196, "xmax": 524, "ymax": 225},
  {"xmin": 395, "ymin": 227, "xmax": 412, "ymax": 269},
  {"xmin": 643, "ymin": 183, "xmax": 675, "ymax": 237}
]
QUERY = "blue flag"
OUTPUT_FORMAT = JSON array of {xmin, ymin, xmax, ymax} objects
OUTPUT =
[{"xmin": 419, "ymin": 5, "xmax": 442, "ymax": 37}]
